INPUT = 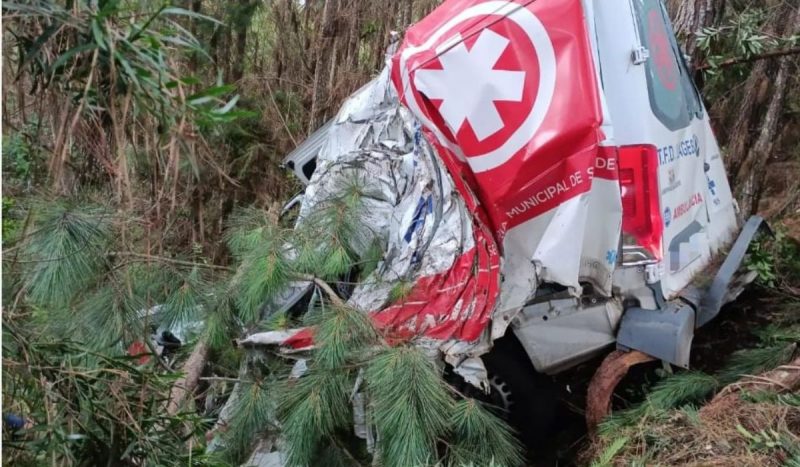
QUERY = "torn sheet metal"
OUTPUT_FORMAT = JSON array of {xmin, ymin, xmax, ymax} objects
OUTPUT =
[{"xmin": 287, "ymin": 65, "xmax": 499, "ymax": 354}]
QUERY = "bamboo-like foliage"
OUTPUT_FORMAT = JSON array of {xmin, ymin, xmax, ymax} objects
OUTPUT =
[{"xmin": 1, "ymin": 329, "xmax": 213, "ymax": 466}]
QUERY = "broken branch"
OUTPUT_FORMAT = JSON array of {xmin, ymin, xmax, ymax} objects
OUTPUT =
[
  {"xmin": 696, "ymin": 46, "xmax": 800, "ymax": 71},
  {"xmin": 167, "ymin": 339, "xmax": 210, "ymax": 416}
]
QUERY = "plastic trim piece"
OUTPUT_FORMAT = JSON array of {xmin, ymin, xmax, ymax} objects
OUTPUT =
[
  {"xmin": 616, "ymin": 302, "xmax": 694, "ymax": 368},
  {"xmin": 696, "ymin": 215, "xmax": 769, "ymax": 328}
]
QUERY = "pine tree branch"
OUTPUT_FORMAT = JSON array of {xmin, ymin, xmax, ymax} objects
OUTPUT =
[
  {"xmin": 167, "ymin": 339, "xmax": 210, "ymax": 416},
  {"xmin": 293, "ymin": 273, "xmax": 345, "ymax": 307},
  {"xmin": 199, "ymin": 376, "xmax": 245, "ymax": 383},
  {"xmin": 331, "ymin": 436, "xmax": 365, "ymax": 466},
  {"xmin": 107, "ymin": 251, "xmax": 233, "ymax": 271},
  {"xmin": 701, "ymin": 354, "xmax": 800, "ymax": 418},
  {"xmin": 696, "ymin": 46, "xmax": 800, "ymax": 71}
]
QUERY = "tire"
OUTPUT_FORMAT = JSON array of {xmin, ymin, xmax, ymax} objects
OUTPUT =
[{"xmin": 481, "ymin": 336, "xmax": 559, "ymax": 454}]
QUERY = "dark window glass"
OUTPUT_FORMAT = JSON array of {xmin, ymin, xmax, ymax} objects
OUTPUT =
[
  {"xmin": 302, "ymin": 158, "xmax": 317, "ymax": 180},
  {"xmin": 634, "ymin": 0, "xmax": 701, "ymax": 130}
]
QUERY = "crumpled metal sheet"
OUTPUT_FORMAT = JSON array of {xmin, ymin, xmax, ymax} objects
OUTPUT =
[{"xmin": 278, "ymin": 67, "xmax": 499, "ymax": 357}]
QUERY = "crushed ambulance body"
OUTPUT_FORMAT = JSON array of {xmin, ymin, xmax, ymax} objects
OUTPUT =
[{"xmin": 252, "ymin": 0, "xmax": 766, "ymax": 402}]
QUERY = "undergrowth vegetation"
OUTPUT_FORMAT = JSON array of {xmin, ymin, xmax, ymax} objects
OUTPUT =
[{"xmin": 589, "ymin": 308, "xmax": 799, "ymax": 466}]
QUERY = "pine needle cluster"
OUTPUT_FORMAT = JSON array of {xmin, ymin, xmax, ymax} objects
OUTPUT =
[
  {"xmin": 222, "ymin": 378, "xmax": 277, "ymax": 461},
  {"xmin": 366, "ymin": 347, "xmax": 454, "ymax": 467},
  {"xmin": 5, "ymin": 185, "xmax": 525, "ymax": 466},
  {"xmin": 226, "ymin": 211, "xmax": 291, "ymax": 325},
  {"xmin": 21, "ymin": 204, "xmax": 112, "ymax": 306},
  {"xmin": 271, "ymin": 307, "xmax": 374, "ymax": 465},
  {"xmin": 8, "ymin": 203, "xmax": 229, "ymax": 355},
  {"xmin": 448, "ymin": 399, "xmax": 525, "ymax": 467},
  {"xmin": 265, "ymin": 307, "xmax": 524, "ymax": 466}
]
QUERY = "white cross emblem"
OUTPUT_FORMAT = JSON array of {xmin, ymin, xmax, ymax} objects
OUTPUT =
[
  {"xmin": 414, "ymin": 29, "xmax": 526, "ymax": 141},
  {"xmin": 398, "ymin": 1, "xmax": 556, "ymax": 172}
]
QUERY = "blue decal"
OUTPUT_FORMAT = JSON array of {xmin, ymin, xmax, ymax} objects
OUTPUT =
[
  {"xmin": 606, "ymin": 249, "xmax": 618, "ymax": 265},
  {"xmin": 707, "ymin": 176, "xmax": 716, "ymax": 196},
  {"xmin": 404, "ymin": 195, "xmax": 433, "ymax": 243},
  {"xmin": 664, "ymin": 206, "xmax": 672, "ymax": 227}
]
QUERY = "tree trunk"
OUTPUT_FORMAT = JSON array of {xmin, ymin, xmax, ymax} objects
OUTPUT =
[
  {"xmin": 272, "ymin": 1, "xmax": 288, "ymax": 80},
  {"xmin": 734, "ymin": 6, "xmax": 800, "ymax": 215},
  {"xmin": 730, "ymin": 9, "xmax": 800, "ymax": 215},
  {"xmin": 308, "ymin": 0, "xmax": 339, "ymax": 132},
  {"xmin": 345, "ymin": 0, "xmax": 360, "ymax": 69},
  {"xmin": 233, "ymin": 28, "xmax": 248, "ymax": 82},
  {"xmin": 190, "ymin": 0, "xmax": 202, "ymax": 75},
  {"xmin": 402, "ymin": 0, "xmax": 414, "ymax": 28},
  {"xmin": 667, "ymin": 0, "xmax": 724, "ymax": 67}
]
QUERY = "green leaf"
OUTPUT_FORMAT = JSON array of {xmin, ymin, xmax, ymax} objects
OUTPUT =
[
  {"xmin": 18, "ymin": 23, "xmax": 61, "ymax": 74},
  {"xmin": 91, "ymin": 18, "xmax": 107, "ymax": 50},
  {"xmin": 187, "ymin": 84, "xmax": 236, "ymax": 104},
  {"xmin": 96, "ymin": 0, "xmax": 122, "ymax": 19},
  {"xmin": 48, "ymin": 43, "xmax": 97, "ymax": 75},
  {"xmin": 212, "ymin": 94, "xmax": 240, "ymax": 115},
  {"xmin": 161, "ymin": 7, "xmax": 225, "ymax": 25},
  {"xmin": 113, "ymin": 51, "xmax": 141, "ymax": 90}
]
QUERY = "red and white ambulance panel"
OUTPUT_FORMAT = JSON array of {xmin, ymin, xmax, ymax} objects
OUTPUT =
[{"xmin": 391, "ymin": 0, "xmax": 625, "ymax": 332}]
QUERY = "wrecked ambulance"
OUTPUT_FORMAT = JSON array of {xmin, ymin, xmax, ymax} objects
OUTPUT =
[{"xmin": 246, "ymin": 0, "xmax": 767, "ymax": 444}]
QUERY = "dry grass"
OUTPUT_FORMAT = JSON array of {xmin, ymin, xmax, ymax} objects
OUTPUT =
[
  {"xmin": 584, "ymin": 355, "xmax": 800, "ymax": 467},
  {"xmin": 585, "ymin": 397, "xmax": 799, "ymax": 466}
]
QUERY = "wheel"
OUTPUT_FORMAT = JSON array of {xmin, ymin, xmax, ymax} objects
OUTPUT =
[
  {"xmin": 446, "ymin": 335, "xmax": 558, "ymax": 455},
  {"xmin": 482, "ymin": 338, "xmax": 558, "ymax": 453}
]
